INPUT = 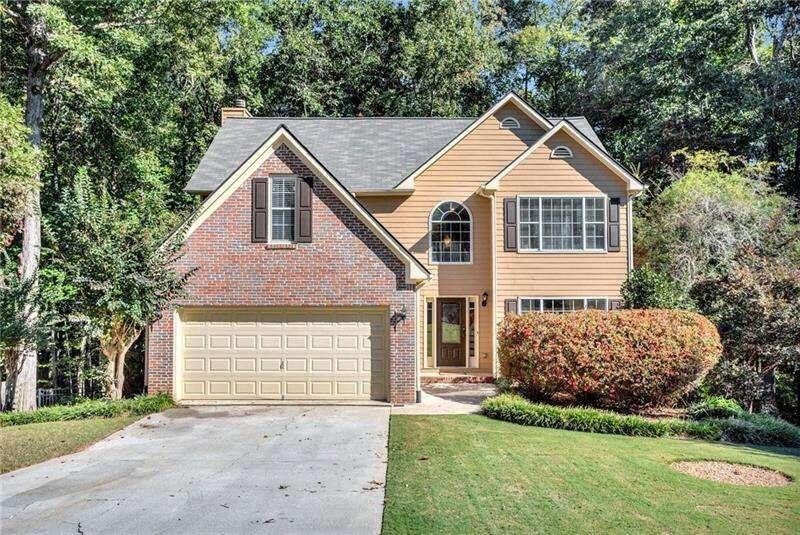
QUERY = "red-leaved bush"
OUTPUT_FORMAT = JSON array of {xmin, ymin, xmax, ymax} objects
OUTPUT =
[{"xmin": 499, "ymin": 310, "xmax": 721, "ymax": 410}]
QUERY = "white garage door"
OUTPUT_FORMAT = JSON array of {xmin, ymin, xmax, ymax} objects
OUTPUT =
[{"xmin": 177, "ymin": 308, "xmax": 388, "ymax": 401}]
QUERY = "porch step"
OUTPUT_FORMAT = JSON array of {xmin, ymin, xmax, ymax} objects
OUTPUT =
[{"xmin": 420, "ymin": 374, "xmax": 495, "ymax": 385}]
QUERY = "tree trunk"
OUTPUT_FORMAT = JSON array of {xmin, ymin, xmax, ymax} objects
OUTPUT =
[
  {"xmin": 760, "ymin": 369, "xmax": 778, "ymax": 415},
  {"xmin": 792, "ymin": 116, "xmax": 800, "ymax": 198},
  {"xmin": 100, "ymin": 323, "xmax": 141, "ymax": 400},
  {"xmin": 8, "ymin": 1, "xmax": 50, "ymax": 412}
]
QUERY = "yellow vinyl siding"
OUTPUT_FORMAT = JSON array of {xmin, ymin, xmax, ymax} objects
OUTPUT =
[
  {"xmin": 494, "ymin": 131, "xmax": 630, "ymax": 324},
  {"xmin": 361, "ymin": 103, "xmax": 543, "ymax": 371}
]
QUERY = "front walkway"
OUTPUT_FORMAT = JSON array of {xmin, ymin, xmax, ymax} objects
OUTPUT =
[
  {"xmin": 392, "ymin": 383, "xmax": 497, "ymax": 415},
  {"xmin": 1, "ymin": 406, "xmax": 389, "ymax": 535}
]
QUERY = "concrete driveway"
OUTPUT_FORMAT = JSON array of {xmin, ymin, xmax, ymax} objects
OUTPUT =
[{"xmin": 1, "ymin": 405, "xmax": 389, "ymax": 535}]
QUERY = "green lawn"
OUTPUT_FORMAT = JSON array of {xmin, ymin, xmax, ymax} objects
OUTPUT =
[
  {"xmin": 0, "ymin": 416, "xmax": 137, "ymax": 474},
  {"xmin": 383, "ymin": 415, "xmax": 800, "ymax": 534}
]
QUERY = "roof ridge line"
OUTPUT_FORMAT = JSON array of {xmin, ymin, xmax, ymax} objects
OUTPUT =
[{"xmin": 226, "ymin": 116, "xmax": 477, "ymax": 121}]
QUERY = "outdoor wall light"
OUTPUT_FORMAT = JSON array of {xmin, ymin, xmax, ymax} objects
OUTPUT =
[{"xmin": 481, "ymin": 292, "xmax": 488, "ymax": 307}]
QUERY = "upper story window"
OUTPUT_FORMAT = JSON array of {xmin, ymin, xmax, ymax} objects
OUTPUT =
[
  {"xmin": 270, "ymin": 175, "xmax": 296, "ymax": 242},
  {"xmin": 430, "ymin": 201, "xmax": 471, "ymax": 264},
  {"xmin": 550, "ymin": 145, "xmax": 573, "ymax": 158},
  {"xmin": 500, "ymin": 117, "xmax": 520, "ymax": 129},
  {"xmin": 518, "ymin": 196, "xmax": 606, "ymax": 252}
]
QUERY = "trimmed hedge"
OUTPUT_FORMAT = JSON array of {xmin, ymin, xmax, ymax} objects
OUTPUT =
[
  {"xmin": 480, "ymin": 394, "xmax": 800, "ymax": 447},
  {"xmin": 0, "ymin": 394, "xmax": 174, "ymax": 426},
  {"xmin": 481, "ymin": 394, "xmax": 721, "ymax": 440},
  {"xmin": 499, "ymin": 309, "xmax": 721, "ymax": 410}
]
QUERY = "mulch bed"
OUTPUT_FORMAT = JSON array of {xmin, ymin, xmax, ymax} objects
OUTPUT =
[{"xmin": 671, "ymin": 461, "xmax": 791, "ymax": 487}]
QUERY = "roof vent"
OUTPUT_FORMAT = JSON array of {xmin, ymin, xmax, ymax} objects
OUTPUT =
[{"xmin": 234, "ymin": 97, "xmax": 246, "ymax": 108}]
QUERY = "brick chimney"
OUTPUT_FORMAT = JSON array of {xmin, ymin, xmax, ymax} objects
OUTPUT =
[{"xmin": 221, "ymin": 98, "xmax": 251, "ymax": 125}]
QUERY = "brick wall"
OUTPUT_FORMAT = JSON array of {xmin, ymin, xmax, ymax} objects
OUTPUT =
[{"xmin": 147, "ymin": 144, "xmax": 417, "ymax": 404}]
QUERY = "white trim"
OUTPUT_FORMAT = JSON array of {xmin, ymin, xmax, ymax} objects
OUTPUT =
[
  {"xmin": 183, "ymin": 126, "xmax": 430, "ymax": 283},
  {"xmin": 516, "ymin": 194, "xmax": 608, "ymax": 253},
  {"xmin": 550, "ymin": 145, "xmax": 573, "ymax": 159},
  {"xmin": 414, "ymin": 286, "xmax": 420, "ymax": 401},
  {"xmin": 429, "ymin": 295, "xmax": 475, "ymax": 368},
  {"xmin": 428, "ymin": 200, "xmax": 474, "ymax": 265},
  {"xmin": 627, "ymin": 195, "xmax": 634, "ymax": 273},
  {"xmin": 517, "ymin": 296, "xmax": 611, "ymax": 313},
  {"xmin": 395, "ymin": 93, "xmax": 552, "ymax": 190},
  {"xmin": 483, "ymin": 120, "xmax": 644, "ymax": 193},
  {"xmin": 172, "ymin": 309, "xmax": 181, "ymax": 402},
  {"xmin": 424, "ymin": 296, "xmax": 436, "ymax": 369},
  {"xmin": 491, "ymin": 193, "xmax": 498, "ymax": 377},
  {"xmin": 467, "ymin": 296, "xmax": 479, "ymax": 368},
  {"xmin": 499, "ymin": 116, "xmax": 521, "ymax": 129}
]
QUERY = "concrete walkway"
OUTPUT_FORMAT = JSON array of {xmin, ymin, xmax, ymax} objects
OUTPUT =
[
  {"xmin": 392, "ymin": 383, "xmax": 497, "ymax": 415},
  {"xmin": 1, "ymin": 405, "xmax": 389, "ymax": 535}
]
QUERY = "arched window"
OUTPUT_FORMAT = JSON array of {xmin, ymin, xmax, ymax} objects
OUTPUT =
[
  {"xmin": 430, "ymin": 201, "xmax": 472, "ymax": 264},
  {"xmin": 500, "ymin": 116, "xmax": 520, "ymax": 129},
  {"xmin": 550, "ymin": 145, "xmax": 574, "ymax": 158}
]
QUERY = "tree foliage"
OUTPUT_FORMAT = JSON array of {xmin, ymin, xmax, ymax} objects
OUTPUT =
[
  {"xmin": 0, "ymin": 0, "xmax": 798, "ymax": 407},
  {"xmin": 0, "ymin": 97, "xmax": 42, "ymax": 248}
]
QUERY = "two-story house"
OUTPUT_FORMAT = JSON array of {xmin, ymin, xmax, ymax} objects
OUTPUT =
[{"xmin": 145, "ymin": 93, "xmax": 643, "ymax": 405}]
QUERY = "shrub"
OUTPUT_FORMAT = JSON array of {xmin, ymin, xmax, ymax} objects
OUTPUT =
[
  {"xmin": 481, "ymin": 394, "xmax": 800, "ymax": 446},
  {"xmin": 713, "ymin": 413, "xmax": 800, "ymax": 447},
  {"xmin": 621, "ymin": 265, "xmax": 693, "ymax": 309},
  {"xmin": 0, "ymin": 393, "xmax": 173, "ymax": 426},
  {"xmin": 493, "ymin": 376, "xmax": 515, "ymax": 395},
  {"xmin": 688, "ymin": 396, "xmax": 743, "ymax": 420},
  {"xmin": 481, "ymin": 394, "xmax": 721, "ymax": 440},
  {"xmin": 499, "ymin": 309, "xmax": 721, "ymax": 410}
]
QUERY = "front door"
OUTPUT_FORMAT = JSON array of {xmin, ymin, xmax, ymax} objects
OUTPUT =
[{"xmin": 437, "ymin": 298, "xmax": 466, "ymax": 367}]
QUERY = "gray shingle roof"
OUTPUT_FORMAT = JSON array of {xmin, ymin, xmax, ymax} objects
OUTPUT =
[{"xmin": 185, "ymin": 116, "xmax": 607, "ymax": 193}]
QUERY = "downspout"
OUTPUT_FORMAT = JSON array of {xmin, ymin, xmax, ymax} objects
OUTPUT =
[{"xmin": 627, "ymin": 192, "xmax": 639, "ymax": 273}]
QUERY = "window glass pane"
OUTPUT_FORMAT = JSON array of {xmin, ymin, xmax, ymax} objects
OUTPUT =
[
  {"xmin": 542, "ymin": 198, "xmax": 583, "ymax": 250},
  {"xmin": 468, "ymin": 300, "xmax": 475, "ymax": 359},
  {"xmin": 441, "ymin": 303, "xmax": 461, "ymax": 343},
  {"xmin": 271, "ymin": 177, "xmax": 295, "ymax": 241},
  {"xmin": 542, "ymin": 298, "xmax": 584, "ymax": 313},
  {"xmin": 519, "ymin": 298, "xmax": 541, "ymax": 313},
  {"xmin": 431, "ymin": 202, "xmax": 471, "ymax": 263},
  {"xmin": 584, "ymin": 198, "xmax": 605, "ymax": 250},
  {"xmin": 426, "ymin": 301, "xmax": 433, "ymax": 360},
  {"xmin": 586, "ymin": 299, "xmax": 608, "ymax": 310},
  {"xmin": 518, "ymin": 197, "xmax": 540, "ymax": 250}
]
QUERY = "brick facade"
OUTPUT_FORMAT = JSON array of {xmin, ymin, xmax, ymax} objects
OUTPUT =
[{"xmin": 146, "ymin": 144, "xmax": 417, "ymax": 404}]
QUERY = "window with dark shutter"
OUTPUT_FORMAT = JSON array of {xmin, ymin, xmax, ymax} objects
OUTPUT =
[
  {"xmin": 252, "ymin": 176, "xmax": 269, "ymax": 242},
  {"xmin": 504, "ymin": 299, "xmax": 518, "ymax": 315},
  {"xmin": 607, "ymin": 197, "xmax": 620, "ymax": 252},
  {"xmin": 295, "ymin": 177, "xmax": 313, "ymax": 243},
  {"xmin": 503, "ymin": 197, "xmax": 517, "ymax": 252}
]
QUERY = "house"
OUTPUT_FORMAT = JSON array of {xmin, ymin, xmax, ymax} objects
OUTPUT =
[{"xmin": 145, "ymin": 93, "xmax": 644, "ymax": 405}]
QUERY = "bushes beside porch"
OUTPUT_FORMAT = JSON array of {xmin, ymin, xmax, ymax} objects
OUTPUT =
[{"xmin": 498, "ymin": 309, "xmax": 721, "ymax": 410}]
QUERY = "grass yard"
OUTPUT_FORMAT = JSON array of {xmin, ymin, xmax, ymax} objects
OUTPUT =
[
  {"xmin": 0, "ymin": 416, "xmax": 137, "ymax": 474},
  {"xmin": 383, "ymin": 415, "xmax": 800, "ymax": 534}
]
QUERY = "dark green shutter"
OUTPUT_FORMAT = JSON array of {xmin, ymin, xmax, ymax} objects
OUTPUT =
[
  {"xmin": 296, "ymin": 177, "xmax": 313, "ymax": 243},
  {"xmin": 608, "ymin": 197, "xmax": 620, "ymax": 252},
  {"xmin": 252, "ymin": 176, "xmax": 269, "ymax": 242},
  {"xmin": 504, "ymin": 198, "xmax": 517, "ymax": 251}
]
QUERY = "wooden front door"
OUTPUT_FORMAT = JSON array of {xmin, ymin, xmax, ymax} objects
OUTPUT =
[{"xmin": 437, "ymin": 298, "xmax": 466, "ymax": 367}]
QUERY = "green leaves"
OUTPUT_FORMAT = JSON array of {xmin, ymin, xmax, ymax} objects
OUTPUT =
[{"xmin": 0, "ymin": 96, "xmax": 42, "ymax": 248}]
